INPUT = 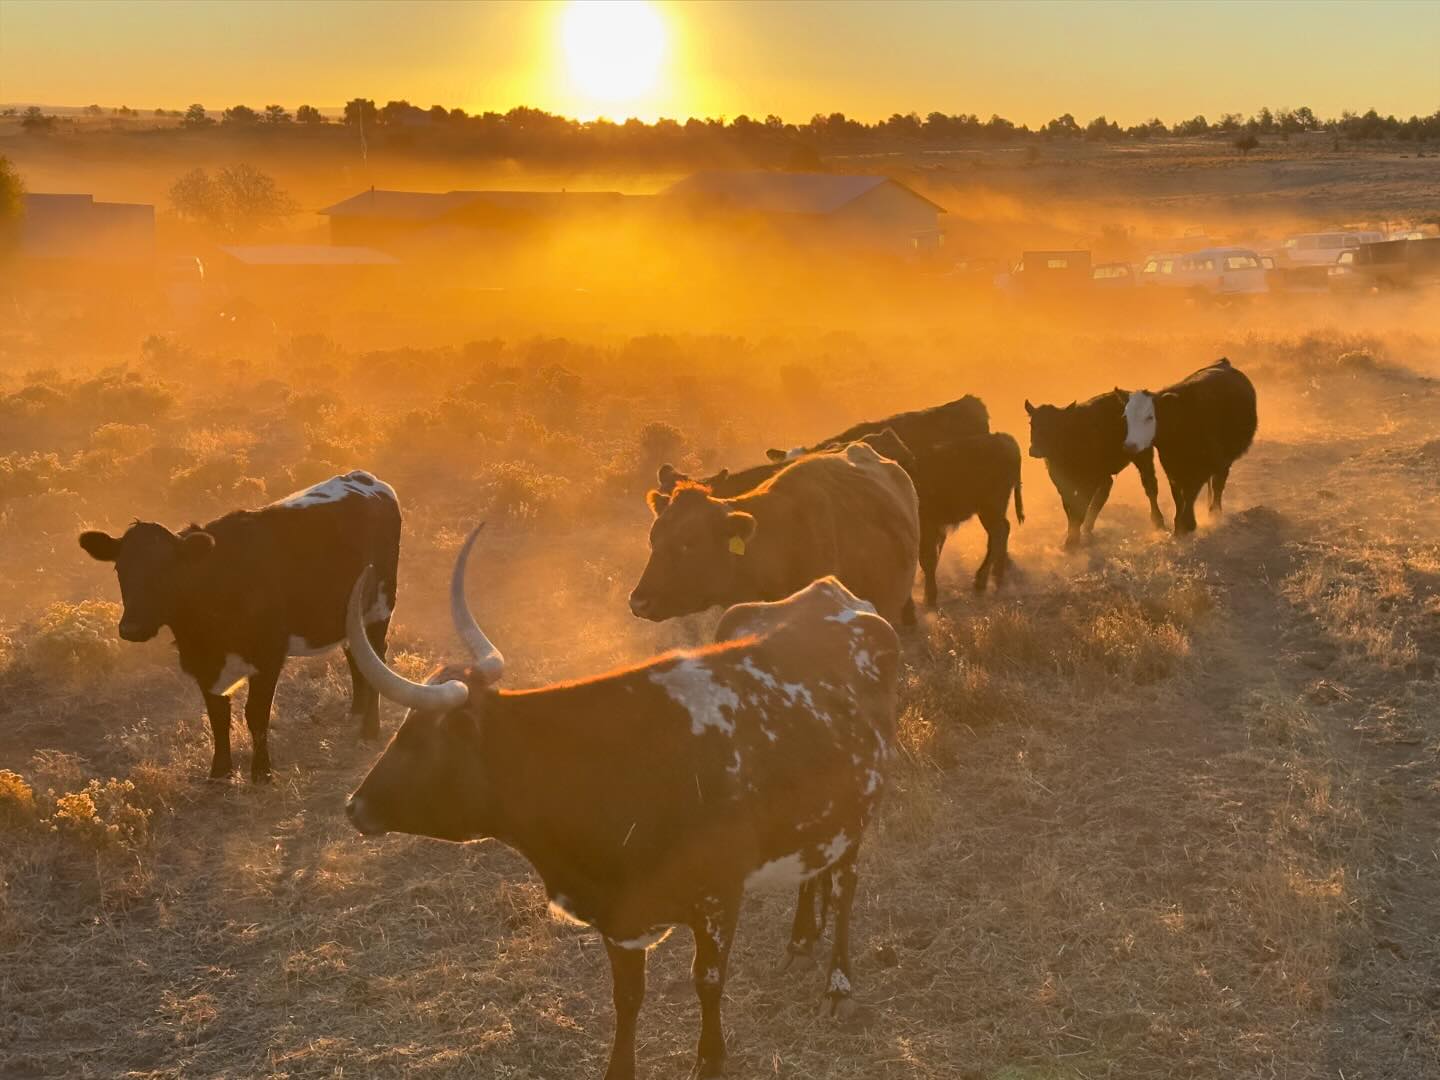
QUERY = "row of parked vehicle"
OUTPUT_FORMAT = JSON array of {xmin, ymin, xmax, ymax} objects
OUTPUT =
[{"xmin": 954, "ymin": 228, "xmax": 1440, "ymax": 300}]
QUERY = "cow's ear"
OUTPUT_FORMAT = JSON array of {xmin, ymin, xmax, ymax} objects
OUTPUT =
[
  {"xmin": 657, "ymin": 463, "xmax": 676, "ymax": 487},
  {"xmin": 79, "ymin": 530, "xmax": 121, "ymax": 562},
  {"xmin": 180, "ymin": 531, "xmax": 215, "ymax": 560},
  {"xmin": 724, "ymin": 510, "xmax": 757, "ymax": 542},
  {"xmin": 713, "ymin": 468, "xmax": 730, "ymax": 483},
  {"xmin": 1067, "ymin": 400, "xmax": 1077, "ymax": 409},
  {"xmin": 765, "ymin": 448, "xmax": 787, "ymax": 462},
  {"xmin": 1024, "ymin": 399, "xmax": 1035, "ymax": 416},
  {"xmin": 646, "ymin": 489, "xmax": 671, "ymax": 517}
]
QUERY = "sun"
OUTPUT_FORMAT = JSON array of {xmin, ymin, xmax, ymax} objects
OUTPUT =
[{"xmin": 561, "ymin": 1, "xmax": 667, "ymax": 112}]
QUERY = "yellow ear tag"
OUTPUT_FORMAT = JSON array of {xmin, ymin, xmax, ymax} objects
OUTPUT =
[{"xmin": 729, "ymin": 536, "xmax": 747, "ymax": 556}]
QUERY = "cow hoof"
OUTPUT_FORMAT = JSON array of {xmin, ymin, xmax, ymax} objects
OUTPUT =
[
  {"xmin": 207, "ymin": 770, "xmax": 233, "ymax": 783},
  {"xmin": 251, "ymin": 769, "xmax": 273, "ymax": 785},
  {"xmin": 1062, "ymin": 536, "xmax": 1081, "ymax": 553}
]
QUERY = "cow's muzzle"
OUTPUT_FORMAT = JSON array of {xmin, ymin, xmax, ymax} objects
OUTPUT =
[
  {"xmin": 345, "ymin": 795, "xmax": 387, "ymax": 836},
  {"xmin": 628, "ymin": 593, "xmax": 661, "ymax": 621},
  {"xmin": 118, "ymin": 620, "xmax": 159, "ymax": 643},
  {"xmin": 1028, "ymin": 446, "xmax": 1044, "ymax": 459}
]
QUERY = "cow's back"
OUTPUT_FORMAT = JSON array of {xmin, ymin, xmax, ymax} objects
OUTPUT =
[
  {"xmin": 1166, "ymin": 360, "xmax": 1258, "ymax": 460},
  {"xmin": 820, "ymin": 395, "xmax": 989, "ymax": 455},
  {"xmin": 202, "ymin": 473, "xmax": 402, "ymax": 646},
  {"xmin": 751, "ymin": 444, "xmax": 919, "ymax": 625}
]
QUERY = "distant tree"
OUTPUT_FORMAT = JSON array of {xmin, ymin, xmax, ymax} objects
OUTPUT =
[
  {"xmin": 1293, "ymin": 106, "xmax": 1317, "ymax": 130},
  {"xmin": 1044, "ymin": 113, "xmax": 1081, "ymax": 136},
  {"xmin": 343, "ymin": 98, "xmax": 378, "ymax": 127},
  {"xmin": 115, "ymin": 105, "xmax": 135, "ymax": 117},
  {"xmin": 1234, "ymin": 132, "xmax": 1260, "ymax": 156},
  {"xmin": 263, "ymin": 104, "xmax": 292, "ymax": 124},
  {"xmin": 85, "ymin": 104, "xmax": 103, "ymax": 115},
  {"xmin": 295, "ymin": 104, "xmax": 325, "ymax": 124},
  {"xmin": 20, "ymin": 106, "xmax": 55, "ymax": 133},
  {"xmin": 1172, "ymin": 114, "xmax": 1210, "ymax": 136},
  {"xmin": 183, "ymin": 103, "xmax": 214, "ymax": 128},
  {"xmin": 1216, "ymin": 112, "xmax": 1242, "ymax": 132},
  {"xmin": 0, "ymin": 155, "xmax": 24, "ymax": 255},
  {"xmin": 428, "ymin": 104, "xmax": 449, "ymax": 123},
  {"xmin": 222, "ymin": 104, "xmax": 261, "ymax": 126},
  {"xmin": 449, "ymin": 107, "xmax": 469, "ymax": 122},
  {"xmin": 168, "ymin": 164, "xmax": 298, "ymax": 237},
  {"xmin": 1084, "ymin": 115, "xmax": 1122, "ymax": 141},
  {"xmin": 380, "ymin": 99, "xmax": 419, "ymax": 125},
  {"xmin": 153, "ymin": 107, "xmax": 167, "ymax": 117}
]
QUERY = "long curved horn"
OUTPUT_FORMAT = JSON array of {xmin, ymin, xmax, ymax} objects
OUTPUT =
[
  {"xmin": 451, "ymin": 523, "xmax": 506, "ymax": 684},
  {"xmin": 347, "ymin": 567, "xmax": 469, "ymax": 711}
]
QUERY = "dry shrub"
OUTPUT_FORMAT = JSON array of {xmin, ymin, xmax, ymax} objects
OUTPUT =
[
  {"xmin": 90, "ymin": 422, "xmax": 156, "ymax": 454},
  {"xmin": 24, "ymin": 599, "xmax": 123, "ymax": 679},
  {"xmin": 474, "ymin": 460, "xmax": 568, "ymax": 523},
  {"xmin": 0, "ymin": 451, "xmax": 71, "ymax": 500},
  {"xmin": 0, "ymin": 769, "xmax": 38, "ymax": 829},
  {"xmin": 50, "ymin": 778, "xmax": 151, "ymax": 852},
  {"xmin": 168, "ymin": 454, "xmax": 255, "ymax": 504},
  {"xmin": 1073, "ymin": 600, "xmax": 1190, "ymax": 684}
]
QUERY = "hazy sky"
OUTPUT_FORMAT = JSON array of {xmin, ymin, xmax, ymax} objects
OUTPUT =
[{"xmin": 2, "ymin": 0, "xmax": 1436, "ymax": 126}]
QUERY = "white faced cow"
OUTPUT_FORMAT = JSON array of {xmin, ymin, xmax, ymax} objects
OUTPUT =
[
  {"xmin": 1123, "ymin": 358, "xmax": 1258, "ymax": 535},
  {"xmin": 79, "ymin": 471, "xmax": 401, "ymax": 782},
  {"xmin": 344, "ymin": 525, "xmax": 901, "ymax": 1080}
]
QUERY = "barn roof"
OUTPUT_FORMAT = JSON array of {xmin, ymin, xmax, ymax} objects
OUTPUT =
[
  {"xmin": 217, "ymin": 244, "xmax": 399, "ymax": 266},
  {"xmin": 663, "ymin": 172, "xmax": 945, "ymax": 215},
  {"xmin": 318, "ymin": 189, "xmax": 631, "ymax": 219}
]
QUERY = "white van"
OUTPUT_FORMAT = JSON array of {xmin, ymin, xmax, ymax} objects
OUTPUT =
[
  {"xmin": 1138, "ymin": 248, "xmax": 1269, "ymax": 296},
  {"xmin": 1276, "ymin": 231, "xmax": 1385, "ymax": 267}
]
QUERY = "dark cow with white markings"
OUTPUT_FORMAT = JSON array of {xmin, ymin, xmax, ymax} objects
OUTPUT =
[
  {"xmin": 1123, "ymin": 358, "xmax": 1258, "ymax": 535},
  {"xmin": 78, "ymin": 471, "xmax": 401, "ymax": 782},
  {"xmin": 1025, "ymin": 390, "xmax": 1167, "ymax": 549},
  {"xmin": 344, "ymin": 526, "xmax": 901, "ymax": 1080}
]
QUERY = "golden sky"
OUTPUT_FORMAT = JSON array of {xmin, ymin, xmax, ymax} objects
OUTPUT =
[{"xmin": 2, "ymin": 0, "xmax": 1436, "ymax": 126}]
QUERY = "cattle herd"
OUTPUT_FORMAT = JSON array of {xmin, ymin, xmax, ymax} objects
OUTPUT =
[{"xmin": 77, "ymin": 357, "xmax": 1257, "ymax": 1079}]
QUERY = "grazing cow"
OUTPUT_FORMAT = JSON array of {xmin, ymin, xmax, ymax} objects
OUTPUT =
[
  {"xmin": 1123, "ymin": 358, "xmax": 1258, "ymax": 535},
  {"xmin": 1025, "ymin": 390, "xmax": 1167, "ymax": 549},
  {"xmin": 78, "ymin": 471, "xmax": 401, "ymax": 781},
  {"xmin": 630, "ymin": 442, "xmax": 920, "ymax": 628},
  {"xmin": 344, "ymin": 528, "xmax": 902, "ymax": 1080}
]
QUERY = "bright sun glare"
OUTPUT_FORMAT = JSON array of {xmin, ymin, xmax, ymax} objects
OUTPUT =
[{"xmin": 561, "ymin": 0, "xmax": 667, "ymax": 111}]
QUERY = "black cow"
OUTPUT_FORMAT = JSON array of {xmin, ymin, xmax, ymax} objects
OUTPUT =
[
  {"xmin": 1025, "ymin": 390, "xmax": 1167, "ymax": 549},
  {"xmin": 765, "ymin": 393, "xmax": 990, "ymax": 461},
  {"xmin": 78, "ymin": 471, "xmax": 401, "ymax": 781},
  {"xmin": 1123, "ymin": 358, "xmax": 1258, "ymax": 535},
  {"xmin": 344, "ymin": 528, "xmax": 901, "ymax": 1080}
]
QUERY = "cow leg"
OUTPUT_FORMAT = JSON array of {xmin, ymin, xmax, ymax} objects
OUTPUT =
[
  {"xmin": 244, "ymin": 666, "xmax": 280, "ymax": 783},
  {"xmin": 203, "ymin": 691, "xmax": 233, "ymax": 779},
  {"xmin": 785, "ymin": 877, "xmax": 822, "ymax": 966},
  {"xmin": 1081, "ymin": 474, "xmax": 1114, "ymax": 539},
  {"xmin": 1171, "ymin": 480, "xmax": 1198, "ymax": 536},
  {"xmin": 690, "ymin": 896, "xmax": 740, "ymax": 1077},
  {"xmin": 1210, "ymin": 466, "xmax": 1230, "ymax": 514},
  {"xmin": 1060, "ymin": 485, "xmax": 1088, "ymax": 551},
  {"xmin": 1134, "ymin": 449, "xmax": 1167, "ymax": 529},
  {"xmin": 346, "ymin": 618, "xmax": 389, "ymax": 741},
  {"xmin": 603, "ymin": 941, "xmax": 647, "ymax": 1080},
  {"xmin": 975, "ymin": 509, "xmax": 1010, "ymax": 592},
  {"xmin": 918, "ymin": 519, "xmax": 943, "ymax": 609},
  {"xmin": 824, "ymin": 848, "xmax": 862, "ymax": 1016}
]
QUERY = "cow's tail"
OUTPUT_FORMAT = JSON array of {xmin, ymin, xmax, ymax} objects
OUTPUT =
[{"xmin": 995, "ymin": 432, "xmax": 1026, "ymax": 525}]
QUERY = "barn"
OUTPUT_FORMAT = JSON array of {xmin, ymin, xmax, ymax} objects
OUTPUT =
[{"xmin": 18, "ymin": 193, "xmax": 155, "ymax": 262}]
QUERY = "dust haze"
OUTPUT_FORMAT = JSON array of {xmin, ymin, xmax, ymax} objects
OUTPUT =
[{"xmin": 2, "ymin": 127, "xmax": 1440, "ymax": 1078}]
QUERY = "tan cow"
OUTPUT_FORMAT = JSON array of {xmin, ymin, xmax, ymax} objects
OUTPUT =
[{"xmin": 629, "ymin": 441, "xmax": 920, "ymax": 628}]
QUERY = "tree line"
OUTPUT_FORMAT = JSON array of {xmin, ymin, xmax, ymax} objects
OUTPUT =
[{"xmin": 9, "ymin": 100, "xmax": 1440, "ymax": 148}]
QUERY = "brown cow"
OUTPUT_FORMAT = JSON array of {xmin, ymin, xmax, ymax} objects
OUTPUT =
[
  {"xmin": 344, "ymin": 528, "xmax": 902, "ymax": 1080},
  {"xmin": 629, "ymin": 441, "xmax": 920, "ymax": 628}
]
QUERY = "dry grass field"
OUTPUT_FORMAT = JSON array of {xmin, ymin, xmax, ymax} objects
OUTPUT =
[{"xmin": 1, "ymin": 267, "xmax": 1438, "ymax": 1078}]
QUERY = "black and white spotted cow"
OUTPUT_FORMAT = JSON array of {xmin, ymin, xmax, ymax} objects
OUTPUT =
[
  {"xmin": 78, "ymin": 470, "xmax": 401, "ymax": 781},
  {"xmin": 344, "ymin": 524, "xmax": 901, "ymax": 1080},
  {"xmin": 1123, "ymin": 358, "xmax": 1258, "ymax": 535}
]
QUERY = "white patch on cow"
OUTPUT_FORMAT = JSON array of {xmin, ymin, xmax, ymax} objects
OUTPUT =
[
  {"xmin": 286, "ymin": 635, "xmax": 334, "ymax": 658},
  {"xmin": 852, "ymin": 647, "xmax": 877, "ymax": 679},
  {"xmin": 548, "ymin": 894, "xmax": 588, "ymax": 927},
  {"xmin": 825, "ymin": 598, "xmax": 877, "ymax": 624},
  {"xmin": 863, "ymin": 769, "xmax": 883, "ymax": 796},
  {"xmin": 607, "ymin": 927, "xmax": 674, "ymax": 951},
  {"xmin": 651, "ymin": 658, "xmax": 740, "ymax": 736},
  {"xmin": 276, "ymin": 470, "xmax": 399, "ymax": 510},
  {"xmin": 739, "ymin": 656, "xmax": 779, "ymax": 690},
  {"xmin": 1123, "ymin": 391, "xmax": 1158, "ymax": 452},
  {"xmin": 211, "ymin": 654, "xmax": 257, "ymax": 696},
  {"xmin": 785, "ymin": 446, "xmax": 806, "ymax": 460},
  {"xmin": 821, "ymin": 830, "xmax": 851, "ymax": 865},
  {"xmin": 828, "ymin": 969, "xmax": 852, "ymax": 995},
  {"xmin": 745, "ymin": 851, "xmax": 813, "ymax": 892}
]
